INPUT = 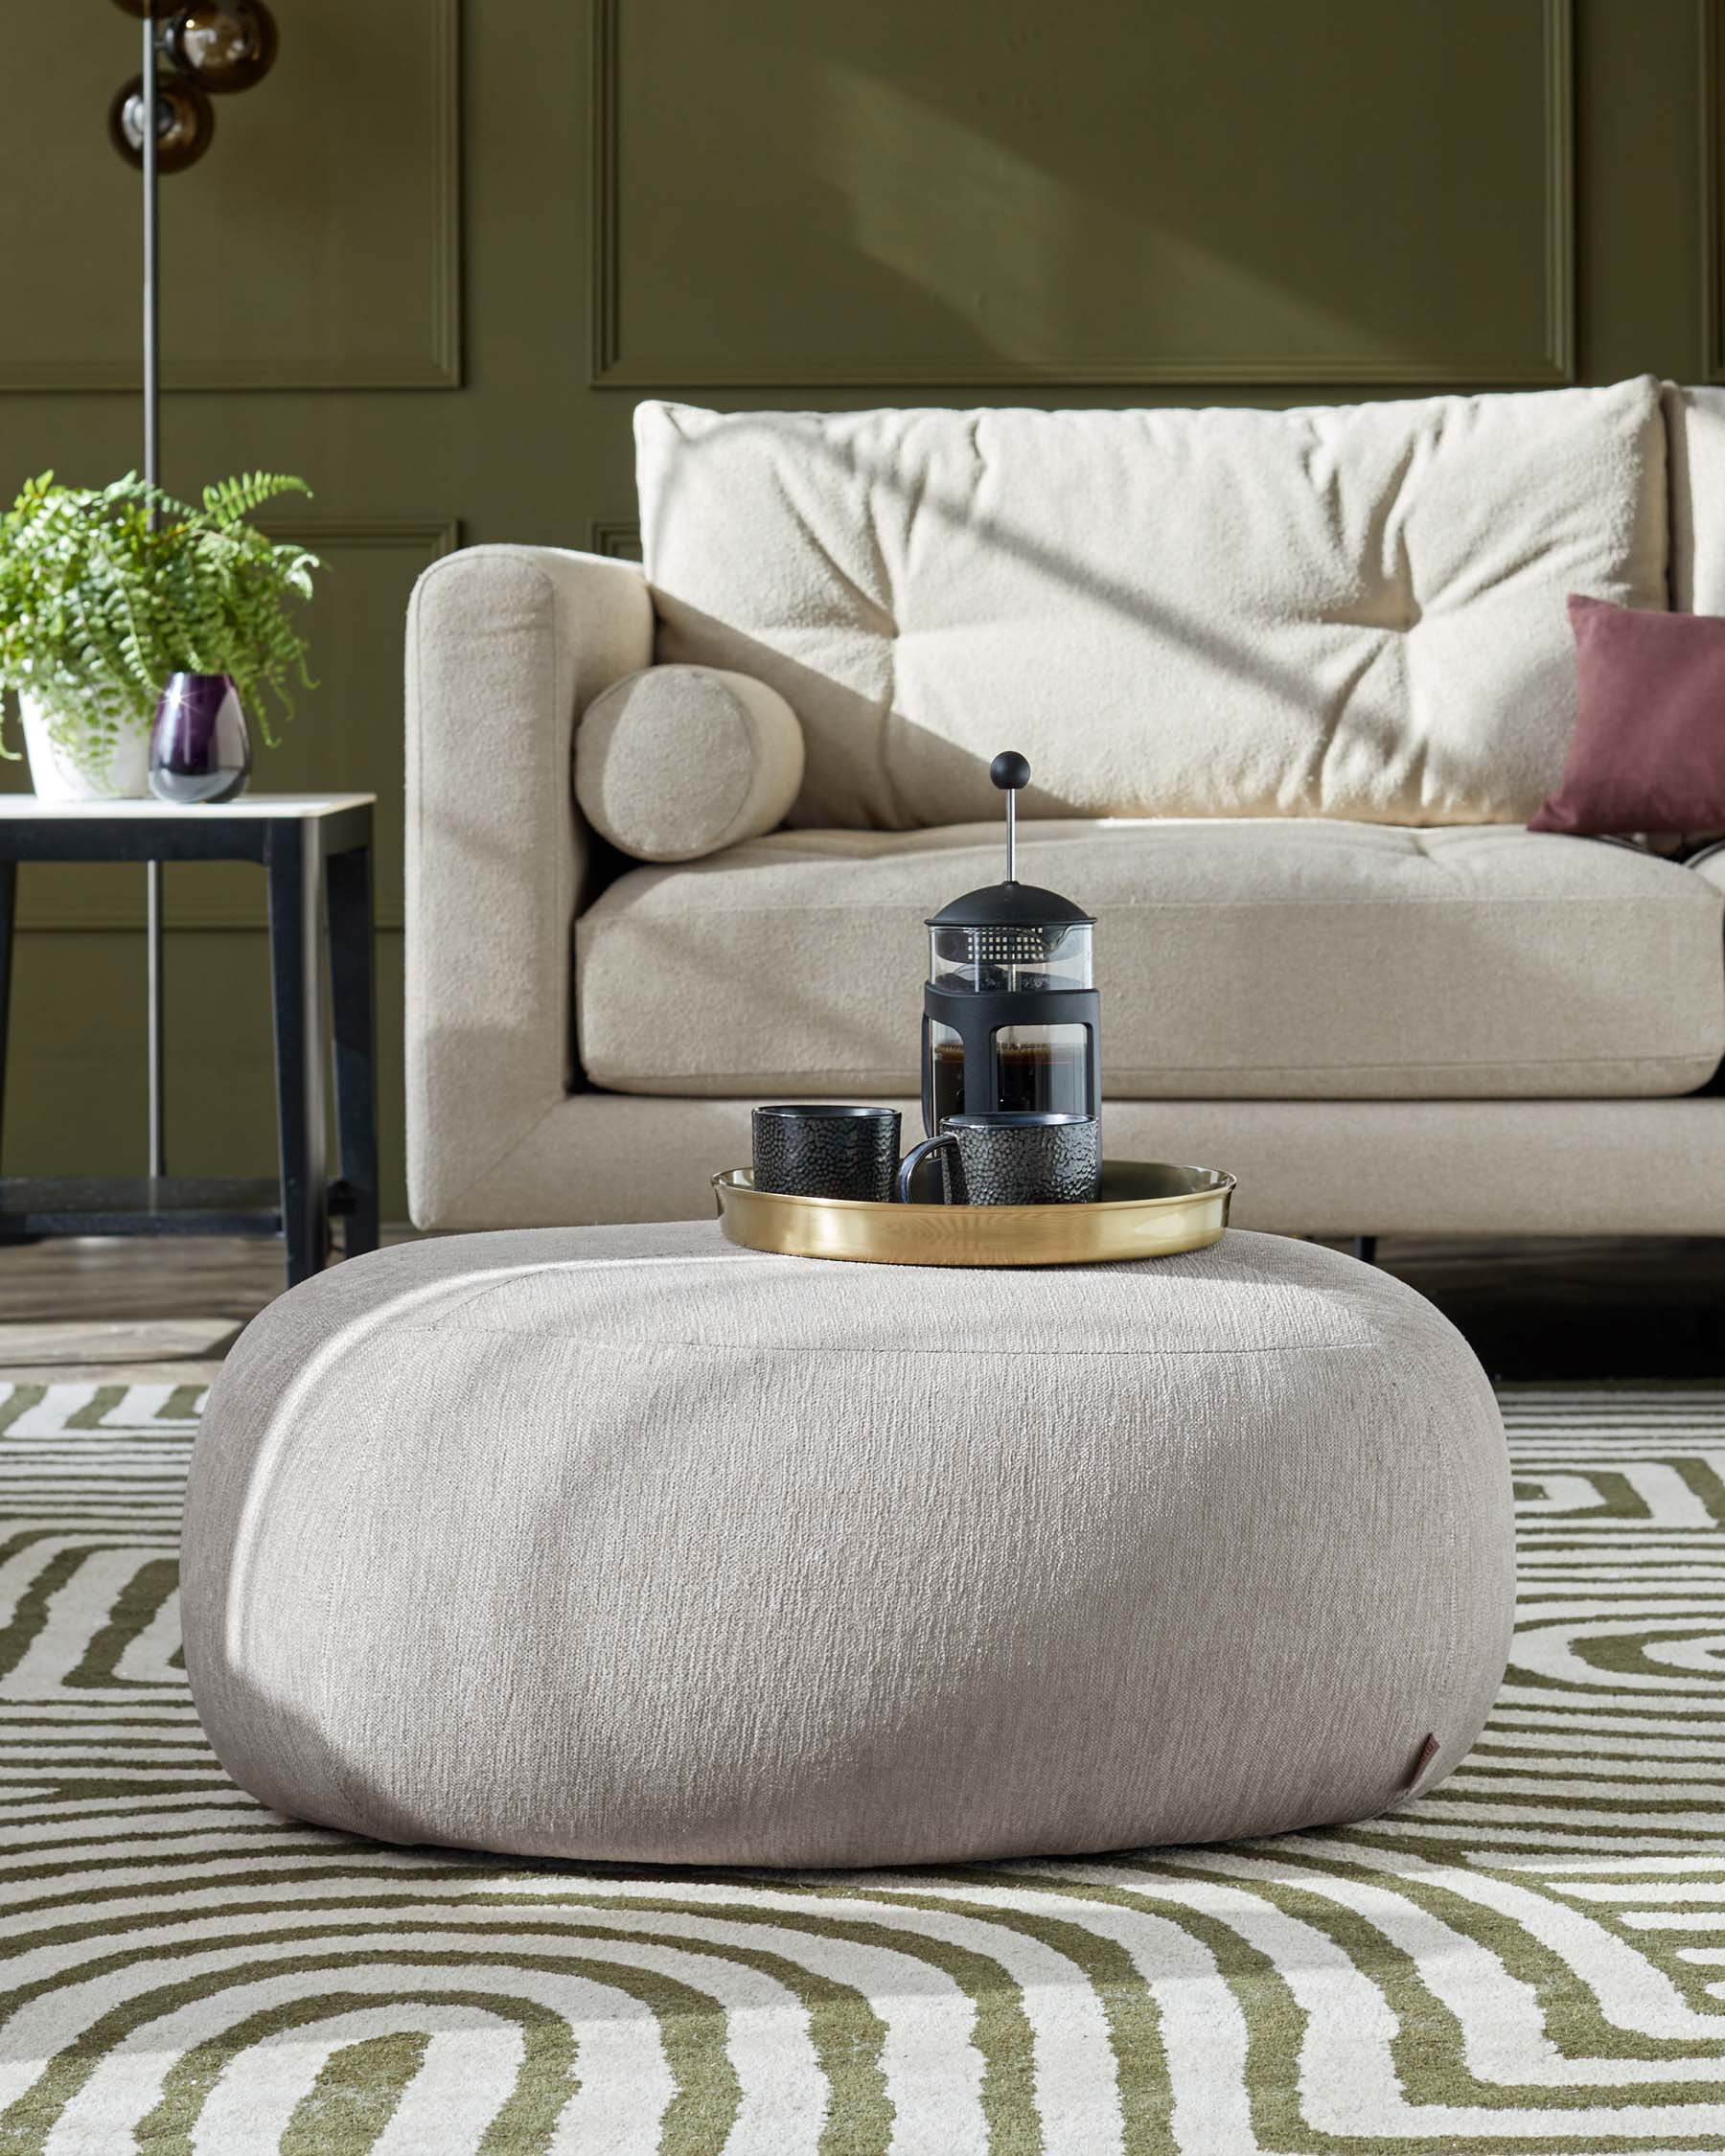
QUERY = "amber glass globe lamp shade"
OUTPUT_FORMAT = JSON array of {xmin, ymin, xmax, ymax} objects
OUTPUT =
[
  {"xmin": 166, "ymin": 0, "xmax": 278, "ymax": 93},
  {"xmin": 108, "ymin": 72, "xmax": 216, "ymax": 173}
]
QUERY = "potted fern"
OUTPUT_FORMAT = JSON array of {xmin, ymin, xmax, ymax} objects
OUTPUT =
[{"xmin": 0, "ymin": 470, "xmax": 322, "ymax": 802}]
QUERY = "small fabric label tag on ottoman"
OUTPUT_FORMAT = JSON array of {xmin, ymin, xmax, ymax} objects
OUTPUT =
[{"xmin": 1406, "ymin": 1732, "xmax": 1442, "ymax": 1791}]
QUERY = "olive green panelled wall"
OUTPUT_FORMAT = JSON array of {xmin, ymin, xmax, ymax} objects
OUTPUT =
[{"xmin": 0, "ymin": 0, "xmax": 1712, "ymax": 1221}]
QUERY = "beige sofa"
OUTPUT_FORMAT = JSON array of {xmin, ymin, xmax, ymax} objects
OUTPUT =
[{"xmin": 404, "ymin": 378, "xmax": 1725, "ymax": 1236}]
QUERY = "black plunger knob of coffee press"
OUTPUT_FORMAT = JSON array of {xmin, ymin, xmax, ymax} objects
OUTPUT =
[{"xmin": 991, "ymin": 750, "xmax": 1031, "ymax": 791}]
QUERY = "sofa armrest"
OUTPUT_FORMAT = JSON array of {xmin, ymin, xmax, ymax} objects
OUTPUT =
[{"xmin": 405, "ymin": 544, "xmax": 654, "ymax": 1227}]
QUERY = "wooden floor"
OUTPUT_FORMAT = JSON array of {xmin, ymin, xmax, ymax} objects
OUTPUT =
[
  {"xmin": 0, "ymin": 1228, "xmax": 1721, "ymax": 1384},
  {"xmin": 0, "ymin": 1229, "xmax": 406, "ymax": 1384}
]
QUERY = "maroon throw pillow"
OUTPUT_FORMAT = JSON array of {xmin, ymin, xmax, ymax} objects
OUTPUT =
[{"xmin": 1530, "ymin": 595, "xmax": 1725, "ymax": 836}]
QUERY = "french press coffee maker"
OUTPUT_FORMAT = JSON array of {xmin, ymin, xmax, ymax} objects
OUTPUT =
[{"xmin": 921, "ymin": 751, "xmax": 1101, "ymax": 1136}]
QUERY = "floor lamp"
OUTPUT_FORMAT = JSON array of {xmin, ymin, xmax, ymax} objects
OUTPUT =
[{"xmin": 108, "ymin": 0, "xmax": 278, "ymax": 1181}]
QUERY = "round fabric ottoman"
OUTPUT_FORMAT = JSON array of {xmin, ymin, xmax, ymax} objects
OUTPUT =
[{"xmin": 182, "ymin": 1223, "xmax": 1514, "ymax": 1869}]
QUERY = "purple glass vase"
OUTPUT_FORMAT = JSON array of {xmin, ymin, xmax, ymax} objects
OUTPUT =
[{"xmin": 148, "ymin": 673, "xmax": 252, "ymax": 805}]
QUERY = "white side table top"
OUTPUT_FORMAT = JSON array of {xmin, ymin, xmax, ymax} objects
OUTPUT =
[{"xmin": 0, "ymin": 793, "xmax": 375, "ymax": 820}]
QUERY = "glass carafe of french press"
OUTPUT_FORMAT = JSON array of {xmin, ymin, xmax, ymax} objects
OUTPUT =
[{"xmin": 922, "ymin": 751, "xmax": 1101, "ymax": 1135}]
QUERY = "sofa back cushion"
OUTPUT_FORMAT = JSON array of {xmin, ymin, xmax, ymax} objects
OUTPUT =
[
  {"xmin": 1664, "ymin": 382, "xmax": 1725, "ymax": 612},
  {"xmin": 635, "ymin": 381, "xmax": 1668, "ymax": 831}
]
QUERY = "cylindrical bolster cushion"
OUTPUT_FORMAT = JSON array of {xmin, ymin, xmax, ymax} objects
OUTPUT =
[{"xmin": 574, "ymin": 664, "xmax": 804, "ymax": 861}]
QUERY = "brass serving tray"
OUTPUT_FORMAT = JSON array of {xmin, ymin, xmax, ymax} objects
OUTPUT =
[{"xmin": 713, "ymin": 1159, "xmax": 1234, "ymax": 1268}]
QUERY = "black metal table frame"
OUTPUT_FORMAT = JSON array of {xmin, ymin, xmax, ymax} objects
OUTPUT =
[{"xmin": 0, "ymin": 800, "xmax": 377, "ymax": 1287}]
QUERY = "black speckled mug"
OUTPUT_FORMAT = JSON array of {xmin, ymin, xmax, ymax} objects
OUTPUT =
[
  {"xmin": 752, "ymin": 1104, "xmax": 902, "ymax": 1203},
  {"xmin": 897, "ymin": 1112, "xmax": 1102, "ymax": 1205}
]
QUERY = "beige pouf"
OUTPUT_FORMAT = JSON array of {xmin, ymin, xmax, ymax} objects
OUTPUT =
[{"xmin": 182, "ymin": 1224, "xmax": 1514, "ymax": 1869}]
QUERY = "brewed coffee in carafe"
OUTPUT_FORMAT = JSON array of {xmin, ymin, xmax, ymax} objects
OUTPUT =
[{"xmin": 931, "ymin": 1038, "xmax": 1092, "ymax": 1120}]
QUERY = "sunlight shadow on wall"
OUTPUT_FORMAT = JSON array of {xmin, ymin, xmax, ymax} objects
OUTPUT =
[{"xmin": 812, "ymin": 61, "xmax": 1391, "ymax": 372}]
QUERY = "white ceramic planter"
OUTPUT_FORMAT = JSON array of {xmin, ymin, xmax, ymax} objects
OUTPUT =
[{"xmin": 19, "ymin": 692, "xmax": 150, "ymax": 802}]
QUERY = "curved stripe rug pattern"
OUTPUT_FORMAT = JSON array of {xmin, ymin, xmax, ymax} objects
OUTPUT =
[{"xmin": 1, "ymin": 1380, "xmax": 1723, "ymax": 2152}]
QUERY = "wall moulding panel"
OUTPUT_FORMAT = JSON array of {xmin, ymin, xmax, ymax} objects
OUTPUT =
[
  {"xmin": 0, "ymin": 0, "xmax": 461, "ymax": 393},
  {"xmin": 7, "ymin": 519, "xmax": 458, "ymax": 933},
  {"xmin": 1705, "ymin": 0, "xmax": 1725, "ymax": 380},
  {"xmin": 590, "ymin": 519, "xmax": 644, "ymax": 561},
  {"xmin": 590, "ymin": 0, "xmax": 1575, "ymax": 390}
]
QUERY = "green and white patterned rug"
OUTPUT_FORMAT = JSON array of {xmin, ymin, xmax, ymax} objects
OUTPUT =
[{"xmin": 2, "ymin": 1380, "xmax": 1723, "ymax": 2153}]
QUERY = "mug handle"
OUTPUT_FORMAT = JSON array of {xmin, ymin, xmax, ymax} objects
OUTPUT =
[{"xmin": 896, "ymin": 1134, "xmax": 955, "ymax": 1204}]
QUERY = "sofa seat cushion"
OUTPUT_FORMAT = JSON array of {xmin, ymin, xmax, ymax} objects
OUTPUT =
[
  {"xmin": 637, "ymin": 383, "xmax": 1668, "ymax": 830},
  {"xmin": 576, "ymin": 820, "xmax": 1725, "ymax": 1100}
]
